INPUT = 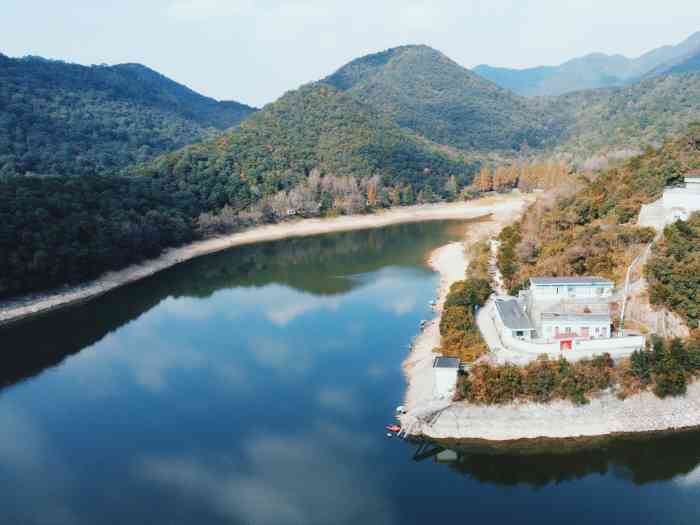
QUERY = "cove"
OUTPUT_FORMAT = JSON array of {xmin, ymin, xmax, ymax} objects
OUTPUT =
[{"xmin": 1, "ymin": 220, "xmax": 700, "ymax": 525}]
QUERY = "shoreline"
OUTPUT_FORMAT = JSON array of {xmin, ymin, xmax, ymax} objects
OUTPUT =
[
  {"xmin": 400, "ymin": 199, "xmax": 700, "ymax": 442},
  {"xmin": 401, "ymin": 198, "xmax": 532, "ymax": 411},
  {"xmin": 0, "ymin": 194, "xmax": 525, "ymax": 328}
]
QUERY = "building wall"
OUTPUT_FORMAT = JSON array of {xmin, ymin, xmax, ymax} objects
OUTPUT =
[
  {"xmin": 433, "ymin": 368, "xmax": 458, "ymax": 398},
  {"xmin": 663, "ymin": 188, "xmax": 700, "ymax": 212},
  {"xmin": 531, "ymin": 284, "xmax": 613, "ymax": 302},
  {"xmin": 541, "ymin": 318, "xmax": 610, "ymax": 341},
  {"xmin": 499, "ymin": 329, "xmax": 645, "ymax": 363}
]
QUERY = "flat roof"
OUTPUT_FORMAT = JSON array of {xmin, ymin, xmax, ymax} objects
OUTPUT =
[
  {"xmin": 495, "ymin": 299, "xmax": 535, "ymax": 331},
  {"xmin": 433, "ymin": 356, "xmax": 460, "ymax": 368},
  {"xmin": 530, "ymin": 276, "xmax": 613, "ymax": 286},
  {"xmin": 541, "ymin": 312, "xmax": 610, "ymax": 323}
]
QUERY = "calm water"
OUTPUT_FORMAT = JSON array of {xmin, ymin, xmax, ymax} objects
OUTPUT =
[{"xmin": 2, "ymin": 220, "xmax": 700, "ymax": 525}]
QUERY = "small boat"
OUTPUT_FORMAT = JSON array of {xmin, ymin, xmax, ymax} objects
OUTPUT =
[{"xmin": 386, "ymin": 424, "xmax": 401, "ymax": 433}]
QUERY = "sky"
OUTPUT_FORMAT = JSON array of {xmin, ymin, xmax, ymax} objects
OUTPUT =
[{"xmin": 3, "ymin": 1, "xmax": 700, "ymax": 107}]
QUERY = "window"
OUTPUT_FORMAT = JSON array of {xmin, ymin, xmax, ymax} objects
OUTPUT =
[
  {"xmin": 565, "ymin": 327, "xmax": 572, "ymax": 334},
  {"xmin": 515, "ymin": 331, "xmax": 524, "ymax": 337},
  {"xmin": 596, "ymin": 287, "xmax": 604, "ymax": 296}
]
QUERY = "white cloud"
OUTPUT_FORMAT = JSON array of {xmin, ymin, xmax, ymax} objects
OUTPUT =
[{"xmin": 137, "ymin": 429, "xmax": 396, "ymax": 525}]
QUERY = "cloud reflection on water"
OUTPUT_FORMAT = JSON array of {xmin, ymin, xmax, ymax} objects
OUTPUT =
[{"xmin": 138, "ymin": 425, "xmax": 395, "ymax": 525}]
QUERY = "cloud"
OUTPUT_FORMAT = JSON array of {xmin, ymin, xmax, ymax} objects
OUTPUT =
[
  {"xmin": 316, "ymin": 386, "xmax": 358, "ymax": 415},
  {"xmin": 137, "ymin": 430, "xmax": 395, "ymax": 525}
]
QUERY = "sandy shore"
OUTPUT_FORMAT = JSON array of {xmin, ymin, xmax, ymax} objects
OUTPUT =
[{"xmin": 0, "ymin": 194, "xmax": 526, "ymax": 327}]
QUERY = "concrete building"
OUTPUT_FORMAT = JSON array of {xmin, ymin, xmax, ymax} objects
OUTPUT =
[
  {"xmin": 529, "ymin": 277, "xmax": 614, "ymax": 302},
  {"xmin": 494, "ymin": 298, "xmax": 535, "ymax": 340},
  {"xmin": 489, "ymin": 275, "xmax": 643, "ymax": 360},
  {"xmin": 540, "ymin": 312, "xmax": 611, "ymax": 345},
  {"xmin": 433, "ymin": 356, "xmax": 460, "ymax": 398}
]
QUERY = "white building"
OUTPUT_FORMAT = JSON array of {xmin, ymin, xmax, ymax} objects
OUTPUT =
[
  {"xmin": 540, "ymin": 312, "xmax": 611, "ymax": 345},
  {"xmin": 433, "ymin": 356, "xmax": 460, "ymax": 398},
  {"xmin": 489, "ymin": 275, "xmax": 643, "ymax": 358},
  {"xmin": 639, "ymin": 172, "xmax": 700, "ymax": 230},
  {"xmin": 663, "ymin": 175, "xmax": 700, "ymax": 212},
  {"xmin": 529, "ymin": 277, "xmax": 614, "ymax": 302},
  {"xmin": 494, "ymin": 298, "xmax": 536, "ymax": 340}
]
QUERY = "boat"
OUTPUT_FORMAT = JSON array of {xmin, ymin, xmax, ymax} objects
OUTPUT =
[{"xmin": 386, "ymin": 424, "xmax": 401, "ymax": 433}]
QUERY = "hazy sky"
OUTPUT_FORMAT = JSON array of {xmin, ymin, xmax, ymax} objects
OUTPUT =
[{"xmin": 3, "ymin": 1, "xmax": 700, "ymax": 107}]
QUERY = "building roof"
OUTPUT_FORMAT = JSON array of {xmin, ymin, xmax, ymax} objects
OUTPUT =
[
  {"xmin": 495, "ymin": 299, "xmax": 535, "ymax": 331},
  {"xmin": 433, "ymin": 356, "xmax": 460, "ymax": 368},
  {"xmin": 541, "ymin": 312, "xmax": 611, "ymax": 323},
  {"xmin": 530, "ymin": 276, "xmax": 613, "ymax": 286}
]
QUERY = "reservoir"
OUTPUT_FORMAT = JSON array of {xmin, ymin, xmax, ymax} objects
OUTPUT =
[{"xmin": 1, "ymin": 220, "xmax": 700, "ymax": 525}]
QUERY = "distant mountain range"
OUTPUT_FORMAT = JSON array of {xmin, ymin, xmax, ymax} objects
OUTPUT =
[
  {"xmin": 474, "ymin": 31, "xmax": 700, "ymax": 96},
  {"xmin": 0, "ymin": 54, "xmax": 256, "ymax": 176}
]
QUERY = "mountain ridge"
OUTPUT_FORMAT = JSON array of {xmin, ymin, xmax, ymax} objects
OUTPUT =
[
  {"xmin": 0, "ymin": 54, "xmax": 256, "ymax": 176},
  {"xmin": 475, "ymin": 31, "xmax": 700, "ymax": 96}
]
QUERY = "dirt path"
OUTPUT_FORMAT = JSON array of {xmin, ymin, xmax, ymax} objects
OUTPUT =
[{"xmin": 0, "ymin": 194, "xmax": 529, "ymax": 327}]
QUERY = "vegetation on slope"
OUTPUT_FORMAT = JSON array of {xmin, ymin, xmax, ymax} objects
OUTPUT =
[
  {"xmin": 0, "ymin": 83, "xmax": 477, "ymax": 299},
  {"xmin": 455, "ymin": 336, "xmax": 700, "ymax": 405},
  {"xmin": 646, "ymin": 213, "xmax": 700, "ymax": 328},
  {"xmin": 438, "ymin": 241, "xmax": 492, "ymax": 363},
  {"xmin": 550, "ymin": 74, "xmax": 700, "ymax": 157},
  {"xmin": 323, "ymin": 45, "xmax": 562, "ymax": 151},
  {"xmin": 499, "ymin": 126, "xmax": 700, "ymax": 292},
  {"xmin": 0, "ymin": 54, "xmax": 255, "ymax": 176}
]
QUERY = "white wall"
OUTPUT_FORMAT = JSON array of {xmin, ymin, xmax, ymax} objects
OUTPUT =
[
  {"xmin": 531, "ymin": 284, "xmax": 613, "ymax": 301},
  {"xmin": 663, "ymin": 188, "xmax": 700, "ymax": 212},
  {"xmin": 499, "ymin": 328, "xmax": 645, "ymax": 363},
  {"xmin": 433, "ymin": 368, "xmax": 458, "ymax": 398}
]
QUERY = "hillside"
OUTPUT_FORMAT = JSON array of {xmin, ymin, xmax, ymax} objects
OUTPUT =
[
  {"xmin": 548, "ymin": 73, "xmax": 700, "ymax": 156},
  {"xmin": 322, "ymin": 45, "xmax": 562, "ymax": 151},
  {"xmin": 475, "ymin": 31, "xmax": 700, "ymax": 96},
  {"xmin": 0, "ymin": 83, "xmax": 477, "ymax": 298},
  {"xmin": 0, "ymin": 54, "xmax": 256, "ymax": 177},
  {"xmin": 500, "ymin": 126, "xmax": 700, "ymax": 295}
]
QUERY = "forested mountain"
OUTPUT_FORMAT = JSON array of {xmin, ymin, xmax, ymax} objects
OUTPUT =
[
  {"xmin": 475, "ymin": 31, "xmax": 700, "ymax": 96},
  {"xmin": 4, "ymin": 44, "xmax": 700, "ymax": 301},
  {"xmin": 322, "ymin": 45, "xmax": 562, "ymax": 151},
  {"xmin": 547, "ymin": 73, "xmax": 700, "ymax": 156},
  {"xmin": 1, "ymin": 83, "xmax": 476, "ymax": 298},
  {"xmin": 0, "ymin": 54, "xmax": 256, "ymax": 177}
]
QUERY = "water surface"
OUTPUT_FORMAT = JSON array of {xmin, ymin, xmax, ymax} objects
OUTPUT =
[{"xmin": 1, "ymin": 220, "xmax": 700, "ymax": 525}]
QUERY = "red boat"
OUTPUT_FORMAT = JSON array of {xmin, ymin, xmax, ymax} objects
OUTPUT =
[{"xmin": 386, "ymin": 424, "xmax": 401, "ymax": 433}]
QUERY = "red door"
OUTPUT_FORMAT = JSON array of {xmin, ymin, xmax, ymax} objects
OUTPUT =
[{"xmin": 560, "ymin": 339, "xmax": 573, "ymax": 351}]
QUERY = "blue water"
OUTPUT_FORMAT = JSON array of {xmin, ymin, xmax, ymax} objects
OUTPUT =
[{"xmin": 1, "ymin": 220, "xmax": 700, "ymax": 525}]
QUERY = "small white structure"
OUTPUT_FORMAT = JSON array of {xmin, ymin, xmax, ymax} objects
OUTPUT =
[
  {"xmin": 494, "ymin": 298, "xmax": 535, "ymax": 340},
  {"xmin": 529, "ymin": 277, "xmax": 614, "ymax": 302},
  {"xmin": 433, "ymin": 356, "xmax": 459, "ymax": 398},
  {"xmin": 662, "ymin": 175, "xmax": 700, "ymax": 213}
]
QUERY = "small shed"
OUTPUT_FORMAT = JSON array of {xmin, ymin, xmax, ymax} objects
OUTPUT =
[{"xmin": 433, "ymin": 356, "xmax": 460, "ymax": 398}]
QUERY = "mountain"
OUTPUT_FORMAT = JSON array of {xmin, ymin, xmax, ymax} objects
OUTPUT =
[
  {"xmin": 643, "ymin": 49, "xmax": 700, "ymax": 78},
  {"xmin": 1, "ymin": 83, "xmax": 477, "ymax": 298},
  {"xmin": 0, "ymin": 54, "xmax": 256, "ymax": 177},
  {"xmin": 547, "ymin": 73, "xmax": 700, "ymax": 156},
  {"xmin": 322, "ymin": 45, "xmax": 562, "ymax": 151},
  {"xmin": 475, "ymin": 31, "xmax": 700, "ymax": 96}
]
